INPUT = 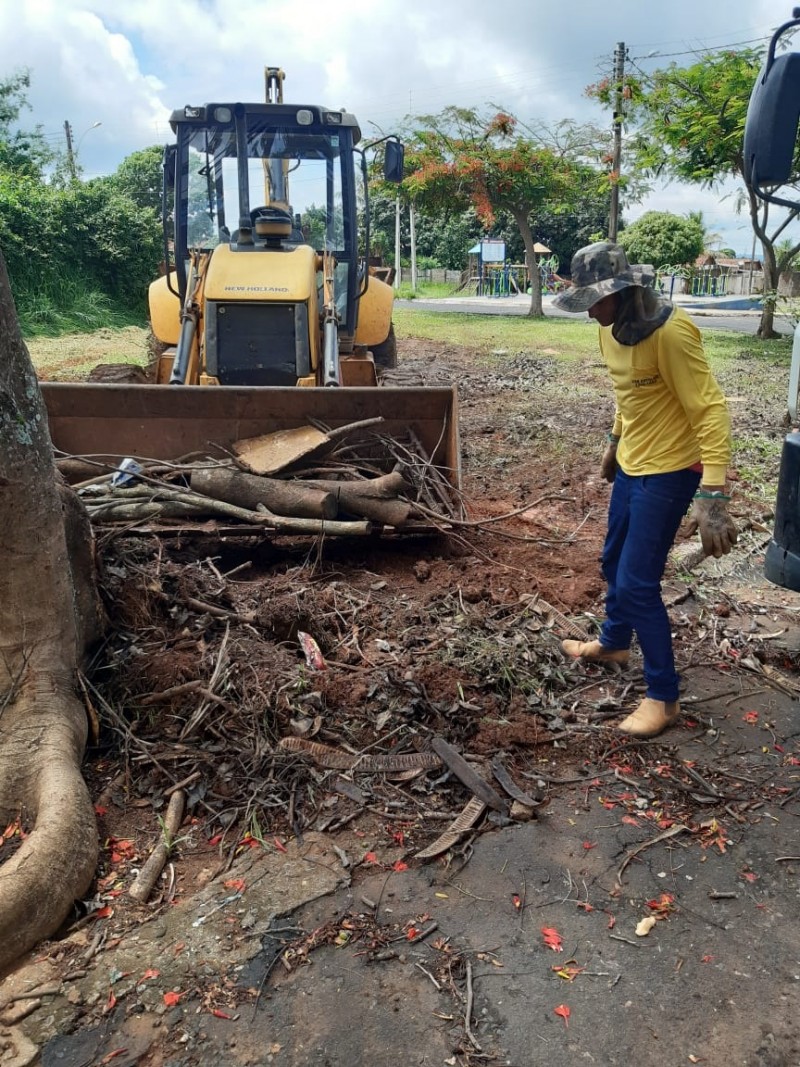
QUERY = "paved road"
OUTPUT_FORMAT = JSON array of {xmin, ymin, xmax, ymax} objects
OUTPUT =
[{"xmin": 398, "ymin": 293, "xmax": 778, "ymax": 336}]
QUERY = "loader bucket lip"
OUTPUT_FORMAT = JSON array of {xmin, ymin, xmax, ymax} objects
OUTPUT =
[{"xmin": 41, "ymin": 381, "xmax": 462, "ymax": 498}]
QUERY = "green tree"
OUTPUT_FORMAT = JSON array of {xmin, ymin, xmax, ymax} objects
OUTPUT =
[
  {"xmin": 402, "ymin": 108, "xmax": 606, "ymax": 316},
  {"xmin": 0, "ymin": 69, "xmax": 55, "ymax": 179},
  {"xmin": 109, "ymin": 145, "xmax": 163, "ymax": 213},
  {"xmin": 589, "ymin": 46, "xmax": 797, "ymax": 338},
  {"xmin": 617, "ymin": 211, "xmax": 704, "ymax": 268}
]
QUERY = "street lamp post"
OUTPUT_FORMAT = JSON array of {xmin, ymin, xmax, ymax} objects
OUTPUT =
[{"xmin": 64, "ymin": 120, "xmax": 102, "ymax": 180}]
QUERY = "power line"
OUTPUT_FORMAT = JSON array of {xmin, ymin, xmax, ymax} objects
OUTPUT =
[{"xmin": 629, "ymin": 34, "xmax": 772, "ymax": 62}]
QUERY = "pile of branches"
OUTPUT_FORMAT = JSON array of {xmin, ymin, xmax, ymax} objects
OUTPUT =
[
  {"xmin": 57, "ymin": 418, "xmax": 462, "ymax": 539},
  {"xmin": 84, "ymin": 528, "xmax": 800, "ymax": 869}
]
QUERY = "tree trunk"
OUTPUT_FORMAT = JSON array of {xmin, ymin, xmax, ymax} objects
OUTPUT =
[
  {"xmin": 0, "ymin": 248, "xmax": 101, "ymax": 973},
  {"xmin": 746, "ymin": 186, "xmax": 782, "ymax": 340},
  {"xmin": 757, "ymin": 242, "xmax": 780, "ymax": 340},
  {"xmin": 512, "ymin": 208, "xmax": 544, "ymax": 319}
]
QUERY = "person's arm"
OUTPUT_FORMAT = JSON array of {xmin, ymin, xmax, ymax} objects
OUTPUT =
[
  {"xmin": 600, "ymin": 429, "xmax": 619, "ymax": 483},
  {"xmin": 658, "ymin": 316, "xmax": 736, "ymax": 556},
  {"xmin": 657, "ymin": 313, "xmax": 731, "ymax": 485}
]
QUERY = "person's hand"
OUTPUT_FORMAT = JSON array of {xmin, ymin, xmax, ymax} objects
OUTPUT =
[
  {"xmin": 600, "ymin": 442, "xmax": 618, "ymax": 483},
  {"xmin": 686, "ymin": 496, "xmax": 737, "ymax": 558}
]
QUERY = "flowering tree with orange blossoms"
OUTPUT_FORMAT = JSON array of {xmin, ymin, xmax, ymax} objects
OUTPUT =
[{"xmin": 402, "ymin": 108, "xmax": 606, "ymax": 317}]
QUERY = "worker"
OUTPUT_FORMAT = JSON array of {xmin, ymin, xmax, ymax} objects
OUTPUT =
[{"xmin": 552, "ymin": 241, "xmax": 736, "ymax": 737}]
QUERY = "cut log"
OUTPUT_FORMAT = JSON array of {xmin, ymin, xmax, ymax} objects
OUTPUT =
[
  {"xmin": 295, "ymin": 471, "xmax": 413, "ymax": 525},
  {"xmin": 55, "ymin": 457, "xmax": 103, "ymax": 484},
  {"xmin": 190, "ymin": 467, "xmax": 337, "ymax": 519},
  {"xmin": 298, "ymin": 471, "xmax": 410, "ymax": 499},
  {"xmin": 329, "ymin": 489, "xmax": 413, "ymax": 527}
]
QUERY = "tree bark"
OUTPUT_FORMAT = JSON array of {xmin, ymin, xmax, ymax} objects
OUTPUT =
[
  {"xmin": 0, "ymin": 248, "xmax": 100, "ymax": 973},
  {"xmin": 512, "ymin": 207, "xmax": 544, "ymax": 318}
]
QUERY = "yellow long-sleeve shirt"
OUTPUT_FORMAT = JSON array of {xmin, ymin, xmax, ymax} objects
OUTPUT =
[{"xmin": 601, "ymin": 306, "xmax": 731, "ymax": 486}]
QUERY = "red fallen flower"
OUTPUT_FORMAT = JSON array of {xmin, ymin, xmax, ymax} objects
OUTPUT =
[
  {"xmin": 554, "ymin": 1003, "xmax": 570, "ymax": 1027},
  {"xmin": 541, "ymin": 927, "xmax": 563, "ymax": 952},
  {"xmin": 646, "ymin": 893, "xmax": 675, "ymax": 918}
]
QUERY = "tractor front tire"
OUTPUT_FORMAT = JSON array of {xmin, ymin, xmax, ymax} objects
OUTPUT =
[{"xmin": 370, "ymin": 324, "xmax": 397, "ymax": 370}]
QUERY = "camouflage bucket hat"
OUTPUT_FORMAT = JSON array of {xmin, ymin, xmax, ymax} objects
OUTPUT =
[{"xmin": 552, "ymin": 241, "xmax": 654, "ymax": 313}]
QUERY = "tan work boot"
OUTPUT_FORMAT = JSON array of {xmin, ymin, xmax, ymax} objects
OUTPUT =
[
  {"xmin": 561, "ymin": 639, "xmax": 629, "ymax": 667},
  {"xmin": 617, "ymin": 698, "xmax": 680, "ymax": 738}
]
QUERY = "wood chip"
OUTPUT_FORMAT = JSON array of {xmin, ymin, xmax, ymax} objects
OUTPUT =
[{"xmin": 431, "ymin": 736, "xmax": 508, "ymax": 812}]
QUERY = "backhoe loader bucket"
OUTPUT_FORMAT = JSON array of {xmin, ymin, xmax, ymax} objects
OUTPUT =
[{"xmin": 41, "ymin": 383, "xmax": 462, "ymax": 527}]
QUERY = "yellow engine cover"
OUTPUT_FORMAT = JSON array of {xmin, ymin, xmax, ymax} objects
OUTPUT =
[{"xmin": 203, "ymin": 242, "xmax": 318, "ymax": 301}]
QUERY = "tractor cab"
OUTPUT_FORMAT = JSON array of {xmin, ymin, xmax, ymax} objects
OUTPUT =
[{"xmin": 149, "ymin": 67, "xmax": 404, "ymax": 389}]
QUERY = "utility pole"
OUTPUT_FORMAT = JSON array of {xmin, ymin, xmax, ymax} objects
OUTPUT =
[
  {"xmin": 410, "ymin": 200, "xmax": 418, "ymax": 291},
  {"xmin": 64, "ymin": 120, "xmax": 76, "ymax": 181},
  {"xmin": 608, "ymin": 41, "xmax": 626, "ymax": 242},
  {"xmin": 394, "ymin": 195, "xmax": 401, "ymax": 288}
]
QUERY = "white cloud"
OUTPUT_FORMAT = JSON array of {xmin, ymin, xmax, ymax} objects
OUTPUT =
[{"xmin": 0, "ymin": 0, "xmax": 795, "ymax": 252}]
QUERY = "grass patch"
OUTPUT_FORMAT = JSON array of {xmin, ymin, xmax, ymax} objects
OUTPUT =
[
  {"xmin": 392, "ymin": 308, "xmax": 601, "ymax": 360},
  {"xmin": 394, "ymin": 281, "xmax": 456, "ymax": 300},
  {"xmin": 732, "ymin": 433, "xmax": 785, "ymax": 501},
  {"xmin": 17, "ymin": 285, "xmax": 145, "ymax": 339},
  {"xmin": 28, "ymin": 326, "xmax": 149, "ymax": 380},
  {"xmin": 393, "ymin": 306, "xmax": 794, "ymax": 368}
]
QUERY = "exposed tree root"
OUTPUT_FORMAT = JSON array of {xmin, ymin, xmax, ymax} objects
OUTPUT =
[
  {"xmin": 0, "ymin": 249, "xmax": 102, "ymax": 974},
  {"xmin": 0, "ymin": 687, "xmax": 97, "ymax": 974}
]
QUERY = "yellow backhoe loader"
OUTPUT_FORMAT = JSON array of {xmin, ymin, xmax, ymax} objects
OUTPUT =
[{"xmin": 41, "ymin": 68, "xmax": 460, "ymax": 506}]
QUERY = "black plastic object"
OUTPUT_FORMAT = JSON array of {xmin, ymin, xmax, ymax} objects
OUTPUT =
[
  {"xmin": 764, "ymin": 431, "xmax": 800, "ymax": 591},
  {"xmin": 743, "ymin": 12, "xmax": 800, "ymax": 208}
]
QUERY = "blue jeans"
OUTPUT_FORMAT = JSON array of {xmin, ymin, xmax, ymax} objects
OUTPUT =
[{"xmin": 599, "ymin": 467, "xmax": 701, "ymax": 701}]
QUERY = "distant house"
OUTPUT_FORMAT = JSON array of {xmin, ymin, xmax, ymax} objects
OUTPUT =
[{"xmin": 689, "ymin": 253, "xmax": 763, "ymax": 296}]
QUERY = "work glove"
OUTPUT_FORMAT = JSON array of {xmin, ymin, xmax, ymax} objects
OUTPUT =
[
  {"xmin": 686, "ymin": 495, "xmax": 737, "ymax": 558},
  {"xmin": 600, "ymin": 442, "xmax": 618, "ymax": 484}
]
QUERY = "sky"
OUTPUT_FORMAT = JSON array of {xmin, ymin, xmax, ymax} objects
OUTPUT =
[{"xmin": 0, "ymin": 0, "xmax": 794, "ymax": 257}]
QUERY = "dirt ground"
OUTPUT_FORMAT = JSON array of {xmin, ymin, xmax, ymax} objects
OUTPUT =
[{"xmin": 2, "ymin": 330, "xmax": 800, "ymax": 1067}]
